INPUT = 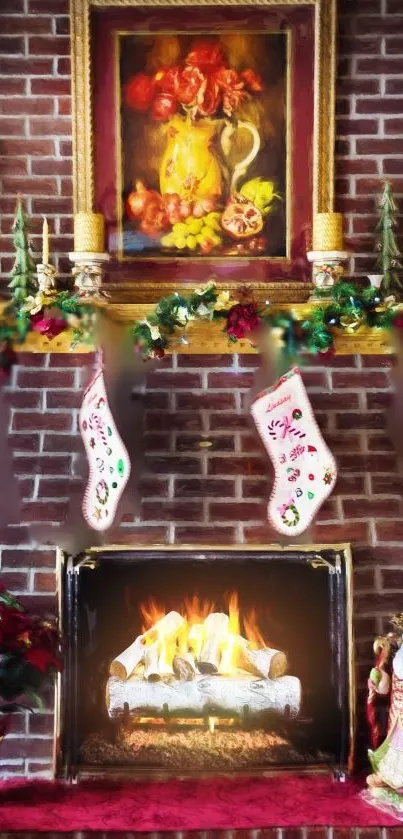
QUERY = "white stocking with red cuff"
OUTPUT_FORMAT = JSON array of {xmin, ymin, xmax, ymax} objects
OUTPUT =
[
  {"xmin": 251, "ymin": 366, "xmax": 337, "ymax": 537},
  {"xmin": 79, "ymin": 366, "xmax": 131, "ymax": 531}
]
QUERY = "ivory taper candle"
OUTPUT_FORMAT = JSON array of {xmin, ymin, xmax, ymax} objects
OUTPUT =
[
  {"xmin": 312, "ymin": 212, "xmax": 344, "ymax": 251},
  {"xmin": 74, "ymin": 212, "xmax": 105, "ymax": 253},
  {"xmin": 42, "ymin": 216, "xmax": 49, "ymax": 264}
]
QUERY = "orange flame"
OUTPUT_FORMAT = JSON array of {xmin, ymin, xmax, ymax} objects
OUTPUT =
[{"xmin": 243, "ymin": 607, "xmax": 268, "ymax": 650}]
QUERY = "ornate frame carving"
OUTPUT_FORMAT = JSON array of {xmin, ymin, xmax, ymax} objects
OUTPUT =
[{"xmin": 70, "ymin": 0, "xmax": 337, "ymax": 303}]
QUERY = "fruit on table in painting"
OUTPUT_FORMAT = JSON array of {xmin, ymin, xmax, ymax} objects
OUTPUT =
[
  {"xmin": 161, "ymin": 212, "xmax": 223, "ymax": 253},
  {"xmin": 221, "ymin": 194, "xmax": 264, "ymax": 240}
]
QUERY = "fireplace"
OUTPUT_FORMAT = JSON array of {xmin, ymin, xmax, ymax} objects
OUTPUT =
[{"xmin": 57, "ymin": 545, "xmax": 354, "ymax": 781}]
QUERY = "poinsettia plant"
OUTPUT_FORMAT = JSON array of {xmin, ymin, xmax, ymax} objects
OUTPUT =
[
  {"xmin": 124, "ymin": 38, "xmax": 264, "ymax": 122},
  {"xmin": 0, "ymin": 582, "xmax": 62, "ymax": 737}
]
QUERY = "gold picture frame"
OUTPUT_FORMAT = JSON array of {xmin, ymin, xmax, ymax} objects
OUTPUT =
[{"xmin": 70, "ymin": 0, "xmax": 337, "ymax": 303}]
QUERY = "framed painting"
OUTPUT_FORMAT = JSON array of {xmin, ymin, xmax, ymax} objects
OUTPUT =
[{"xmin": 70, "ymin": 0, "xmax": 336, "ymax": 302}]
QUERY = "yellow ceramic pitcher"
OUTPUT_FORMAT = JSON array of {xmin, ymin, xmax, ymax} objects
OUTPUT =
[{"xmin": 160, "ymin": 114, "xmax": 260, "ymax": 201}]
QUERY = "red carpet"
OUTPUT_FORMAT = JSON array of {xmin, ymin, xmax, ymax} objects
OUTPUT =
[{"xmin": 0, "ymin": 775, "xmax": 399, "ymax": 831}]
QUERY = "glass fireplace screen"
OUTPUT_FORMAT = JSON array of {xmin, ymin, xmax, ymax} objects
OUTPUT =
[{"xmin": 58, "ymin": 545, "xmax": 354, "ymax": 780}]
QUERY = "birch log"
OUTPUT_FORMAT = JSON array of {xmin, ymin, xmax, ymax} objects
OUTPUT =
[
  {"xmin": 198, "ymin": 613, "xmax": 229, "ymax": 674},
  {"xmin": 109, "ymin": 611, "xmax": 185, "ymax": 680},
  {"xmin": 107, "ymin": 673, "xmax": 301, "ymax": 719},
  {"xmin": 109, "ymin": 636, "xmax": 145, "ymax": 680},
  {"xmin": 234, "ymin": 637, "xmax": 288, "ymax": 679},
  {"xmin": 173, "ymin": 653, "xmax": 196, "ymax": 681}
]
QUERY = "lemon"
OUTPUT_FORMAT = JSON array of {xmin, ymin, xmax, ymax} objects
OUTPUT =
[
  {"xmin": 173, "ymin": 223, "xmax": 187, "ymax": 236},
  {"xmin": 186, "ymin": 235, "xmax": 197, "ymax": 250},
  {"xmin": 187, "ymin": 218, "xmax": 203, "ymax": 235}
]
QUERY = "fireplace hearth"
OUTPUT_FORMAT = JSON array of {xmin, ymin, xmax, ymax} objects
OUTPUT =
[{"xmin": 58, "ymin": 545, "xmax": 354, "ymax": 780}]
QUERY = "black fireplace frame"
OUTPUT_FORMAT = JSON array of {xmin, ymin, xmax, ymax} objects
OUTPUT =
[{"xmin": 55, "ymin": 543, "xmax": 355, "ymax": 781}]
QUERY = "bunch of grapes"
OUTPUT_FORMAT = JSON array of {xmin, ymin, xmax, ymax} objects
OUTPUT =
[{"xmin": 161, "ymin": 212, "xmax": 223, "ymax": 254}]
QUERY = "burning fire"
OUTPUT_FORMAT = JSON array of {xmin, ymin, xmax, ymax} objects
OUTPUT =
[{"xmin": 138, "ymin": 592, "xmax": 269, "ymax": 676}]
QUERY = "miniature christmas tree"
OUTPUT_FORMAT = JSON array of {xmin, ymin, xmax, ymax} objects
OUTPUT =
[
  {"xmin": 376, "ymin": 180, "xmax": 403, "ymax": 298},
  {"xmin": 8, "ymin": 199, "xmax": 37, "ymax": 307}
]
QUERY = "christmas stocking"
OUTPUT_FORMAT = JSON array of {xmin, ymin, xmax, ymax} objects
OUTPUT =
[
  {"xmin": 79, "ymin": 363, "xmax": 131, "ymax": 531},
  {"xmin": 251, "ymin": 366, "xmax": 337, "ymax": 537}
]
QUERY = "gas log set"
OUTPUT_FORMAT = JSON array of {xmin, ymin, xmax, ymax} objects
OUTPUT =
[{"xmin": 106, "ymin": 596, "xmax": 301, "ymax": 722}]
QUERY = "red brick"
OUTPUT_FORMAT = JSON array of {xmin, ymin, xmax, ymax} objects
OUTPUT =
[
  {"xmin": 0, "ymin": 156, "xmax": 28, "ymax": 176},
  {"xmin": 336, "ymin": 412, "xmax": 384, "ymax": 430},
  {"xmin": 16, "ymin": 369, "xmax": 75, "ymax": 388},
  {"xmin": 209, "ymin": 501, "xmax": 266, "ymax": 522},
  {"xmin": 145, "ymin": 455, "xmax": 201, "ymax": 474},
  {"xmin": 55, "ymin": 17, "xmax": 69, "ymax": 35},
  {"xmin": 31, "ymin": 78, "xmax": 71, "ymax": 96},
  {"xmin": 332, "ymin": 371, "xmax": 390, "ymax": 389},
  {"xmin": 343, "ymin": 498, "xmax": 401, "ymax": 518},
  {"xmin": 20, "ymin": 501, "xmax": 68, "ymax": 523},
  {"xmin": 3, "ymin": 176, "xmax": 58, "ymax": 195},
  {"xmin": 176, "ymin": 391, "xmax": 236, "ymax": 410},
  {"xmin": 108, "ymin": 525, "xmax": 169, "ymax": 544},
  {"xmin": 356, "ymin": 592, "xmax": 403, "ymax": 613},
  {"xmin": 57, "ymin": 97, "xmax": 71, "ymax": 116},
  {"xmin": 242, "ymin": 478, "xmax": 270, "ymax": 498},
  {"xmin": 338, "ymin": 78, "xmax": 380, "ymax": 96},
  {"xmin": 338, "ymin": 159, "xmax": 378, "ymax": 177},
  {"xmin": 13, "ymin": 455, "xmax": 72, "ymax": 475},
  {"xmin": 385, "ymin": 78, "xmax": 403, "ymax": 95},
  {"xmin": 1, "ymin": 550, "xmax": 56, "ymax": 569},
  {"xmin": 12, "ymin": 413, "xmax": 73, "ymax": 432},
  {"xmin": 366, "ymin": 391, "xmax": 392, "ymax": 409},
  {"xmin": 208, "ymin": 372, "xmax": 255, "ymax": 389},
  {"xmin": 174, "ymin": 477, "xmax": 235, "ymax": 497},
  {"xmin": 37, "ymin": 477, "xmax": 74, "ymax": 497},
  {"xmin": 0, "ymin": 739, "xmax": 54, "ymax": 759},
  {"xmin": 309, "ymin": 391, "xmax": 360, "ymax": 411},
  {"xmin": 376, "ymin": 520, "xmax": 403, "ymax": 541},
  {"xmin": 42, "ymin": 434, "xmax": 82, "ymax": 454},
  {"xmin": 33, "ymin": 572, "xmax": 56, "ymax": 592},
  {"xmin": 28, "ymin": 0, "xmax": 68, "ymax": 11},
  {"xmin": 31, "ymin": 157, "xmax": 72, "ymax": 175},
  {"xmin": 57, "ymin": 57, "xmax": 70, "ymax": 75},
  {"xmin": 367, "ymin": 434, "xmax": 395, "ymax": 451},
  {"xmin": 177, "ymin": 354, "xmax": 234, "ymax": 368},
  {"xmin": 29, "ymin": 116, "xmax": 71, "ymax": 137},
  {"xmin": 48, "ymin": 352, "xmax": 94, "ymax": 367},
  {"xmin": 139, "ymin": 476, "xmax": 169, "ymax": 497},
  {"xmin": 29, "ymin": 713, "xmax": 54, "ymax": 736},
  {"xmin": 28, "ymin": 35, "xmax": 70, "ymax": 56},
  {"xmin": 141, "ymin": 501, "xmax": 203, "ymax": 522},
  {"xmin": 145, "ymin": 411, "xmax": 201, "ymax": 432},
  {"xmin": 371, "ymin": 475, "xmax": 403, "ymax": 494},
  {"xmin": 2, "ymin": 138, "xmax": 55, "ymax": 156},
  {"xmin": 357, "ymin": 139, "xmax": 403, "ymax": 155},
  {"xmin": 146, "ymin": 371, "xmax": 201, "ymax": 389},
  {"xmin": 17, "ymin": 477, "xmax": 35, "ymax": 499},
  {"xmin": 337, "ymin": 118, "xmax": 379, "ymax": 135},
  {"xmin": 356, "ymin": 98, "xmax": 403, "ymax": 115},
  {"xmin": 243, "ymin": 523, "xmax": 285, "ymax": 543},
  {"xmin": 385, "ymin": 119, "xmax": 403, "ymax": 134},
  {"xmin": 144, "ymin": 432, "xmax": 172, "ymax": 452},
  {"xmin": 382, "ymin": 569, "xmax": 403, "ymax": 589},
  {"xmin": 175, "ymin": 525, "xmax": 237, "ymax": 543},
  {"xmin": 0, "ymin": 36, "xmax": 25, "ymax": 55},
  {"xmin": 46, "ymin": 391, "xmax": 82, "ymax": 410},
  {"xmin": 208, "ymin": 456, "xmax": 266, "ymax": 477},
  {"xmin": 177, "ymin": 433, "xmax": 235, "ymax": 452},
  {"xmin": 1, "ymin": 18, "xmax": 52, "ymax": 35},
  {"xmin": 383, "ymin": 158, "xmax": 403, "ymax": 175},
  {"xmin": 5, "ymin": 390, "xmax": 42, "ymax": 410},
  {"xmin": 0, "ymin": 525, "xmax": 31, "ymax": 545},
  {"xmin": 0, "ymin": 116, "xmax": 25, "ymax": 136},
  {"xmin": 312, "ymin": 521, "xmax": 370, "ymax": 543},
  {"xmin": 335, "ymin": 475, "xmax": 367, "ymax": 495},
  {"xmin": 0, "ymin": 57, "xmax": 53, "ymax": 75},
  {"xmin": 338, "ymin": 453, "xmax": 397, "ymax": 473},
  {"xmin": 0, "ymin": 570, "xmax": 28, "ymax": 591}
]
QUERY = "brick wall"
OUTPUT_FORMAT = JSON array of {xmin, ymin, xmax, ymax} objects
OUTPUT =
[{"xmin": 0, "ymin": 0, "xmax": 403, "ymax": 788}]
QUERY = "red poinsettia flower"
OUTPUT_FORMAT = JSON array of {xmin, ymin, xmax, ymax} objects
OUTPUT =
[
  {"xmin": 31, "ymin": 316, "xmax": 66, "ymax": 339},
  {"xmin": 185, "ymin": 39, "xmax": 227, "ymax": 72},
  {"xmin": 196, "ymin": 75, "xmax": 221, "ymax": 117},
  {"xmin": 124, "ymin": 73, "xmax": 156, "ymax": 112},
  {"xmin": 177, "ymin": 66, "xmax": 205, "ymax": 107},
  {"xmin": 213, "ymin": 67, "xmax": 246, "ymax": 115},
  {"xmin": 241, "ymin": 68, "xmax": 264, "ymax": 93},
  {"xmin": 226, "ymin": 303, "xmax": 261, "ymax": 340},
  {"xmin": 25, "ymin": 647, "xmax": 61, "ymax": 673}
]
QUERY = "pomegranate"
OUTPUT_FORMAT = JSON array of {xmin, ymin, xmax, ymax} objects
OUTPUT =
[
  {"xmin": 221, "ymin": 194, "xmax": 263, "ymax": 240},
  {"xmin": 126, "ymin": 180, "xmax": 161, "ymax": 220}
]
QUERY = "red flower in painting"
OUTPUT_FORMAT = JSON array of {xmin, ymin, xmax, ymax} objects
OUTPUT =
[
  {"xmin": 151, "ymin": 92, "xmax": 178, "ymax": 121},
  {"xmin": 213, "ymin": 68, "xmax": 246, "ymax": 115},
  {"xmin": 124, "ymin": 73, "xmax": 156, "ymax": 112},
  {"xmin": 185, "ymin": 39, "xmax": 227, "ymax": 72},
  {"xmin": 226, "ymin": 303, "xmax": 261, "ymax": 340},
  {"xmin": 241, "ymin": 67, "xmax": 264, "ymax": 93},
  {"xmin": 177, "ymin": 66, "xmax": 205, "ymax": 107},
  {"xmin": 154, "ymin": 66, "xmax": 182, "ymax": 97},
  {"xmin": 196, "ymin": 75, "xmax": 220, "ymax": 117}
]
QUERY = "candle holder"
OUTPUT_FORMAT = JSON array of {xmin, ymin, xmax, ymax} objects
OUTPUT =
[
  {"xmin": 69, "ymin": 251, "xmax": 110, "ymax": 297},
  {"xmin": 37, "ymin": 262, "xmax": 57, "ymax": 296},
  {"xmin": 307, "ymin": 250, "xmax": 349, "ymax": 291}
]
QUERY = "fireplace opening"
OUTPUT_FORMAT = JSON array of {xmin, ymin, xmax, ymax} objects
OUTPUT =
[{"xmin": 58, "ymin": 546, "xmax": 354, "ymax": 780}]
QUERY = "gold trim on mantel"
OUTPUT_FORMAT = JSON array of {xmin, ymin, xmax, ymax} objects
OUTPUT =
[{"xmin": 0, "ymin": 300, "xmax": 393, "ymax": 354}]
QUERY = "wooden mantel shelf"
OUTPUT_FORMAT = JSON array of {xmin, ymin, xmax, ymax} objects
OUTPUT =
[{"xmin": 1, "ymin": 301, "xmax": 393, "ymax": 355}]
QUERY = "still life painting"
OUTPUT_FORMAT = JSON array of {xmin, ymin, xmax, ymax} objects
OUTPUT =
[{"xmin": 118, "ymin": 32, "xmax": 287, "ymax": 260}]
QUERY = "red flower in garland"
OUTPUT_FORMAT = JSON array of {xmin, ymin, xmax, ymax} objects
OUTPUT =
[
  {"xmin": 226, "ymin": 303, "xmax": 261, "ymax": 340},
  {"xmin": 393, "ymin": 315, "xmax": 403, "ymax": 330},
  {"xmin": 31, "ymin": 315, "xmax": 66, "ymax": 339}
]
